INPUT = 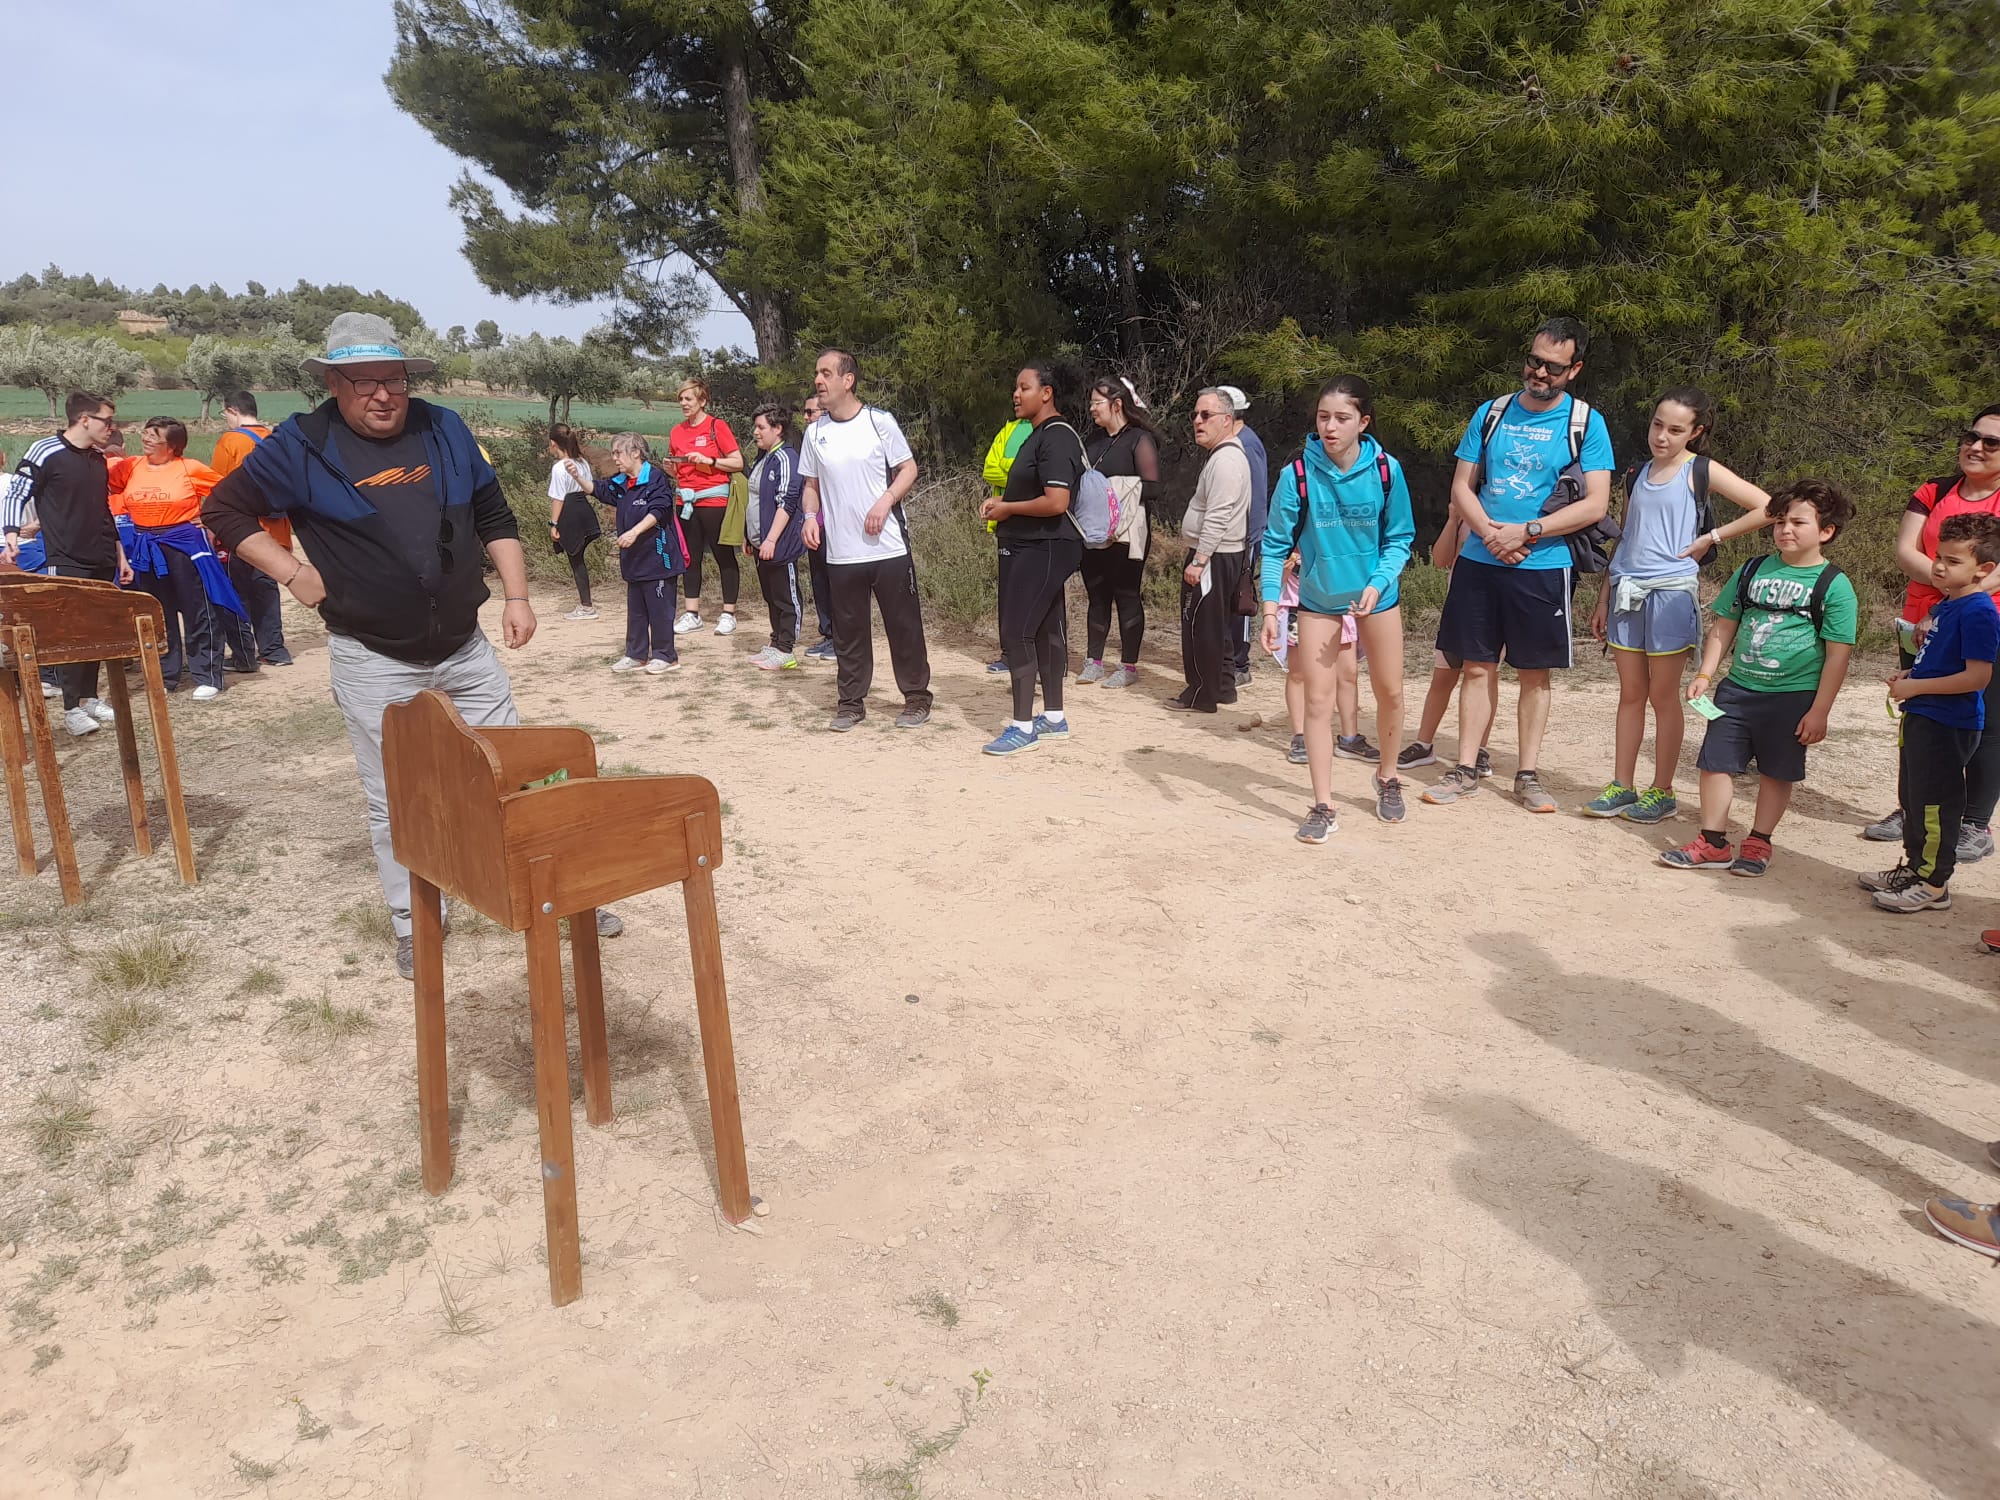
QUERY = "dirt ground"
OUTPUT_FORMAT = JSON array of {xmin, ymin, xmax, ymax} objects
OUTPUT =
[{"xmin": 2, "ymin": 581, "xmax": 1997, "ymax": 1500}]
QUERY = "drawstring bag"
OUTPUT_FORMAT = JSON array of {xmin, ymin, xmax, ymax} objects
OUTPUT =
[{"xmin": 719, "ymin": 470, "xmax": 750, "ymax": 548}]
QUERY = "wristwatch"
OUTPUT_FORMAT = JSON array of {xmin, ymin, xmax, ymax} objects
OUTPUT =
[{"xmin": 1524, "ymin": 520, "xmax": 1544, "ymax": 540}]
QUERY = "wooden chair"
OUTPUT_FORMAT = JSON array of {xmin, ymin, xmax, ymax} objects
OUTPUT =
[
  {"xmin": 380, "ymin": 689, "xmax": 752, "ymax": 1306},
  {"xmin": 0, "ymin": 574, "xmax": 196, "ymax": 905}
]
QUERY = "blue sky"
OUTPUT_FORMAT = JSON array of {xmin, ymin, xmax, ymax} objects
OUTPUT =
[{"xmin": 0, "ymin": 2, "xmax": 750, "ymax": 350}]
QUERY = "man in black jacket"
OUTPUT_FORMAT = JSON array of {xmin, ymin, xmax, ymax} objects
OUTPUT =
[{"xmin": 204, "ymin": 313, "xmax": 625, "ymax": 978}]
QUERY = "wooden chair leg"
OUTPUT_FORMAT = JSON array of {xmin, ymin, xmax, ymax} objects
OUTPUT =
[
  {"xmin": 527, "ymin": 857, "xmax": 583, "ymax": 1305},
  {"xmin": 101, "ymin": 661, "xmax": 151, "ymax": 856},
  {"xmin": 682, "ymin": 812, "xmax": 752, "ymax": 1224},
  {"xmin": 0, "ymin": 663, "xmax": 36, "ymax": 877},
  {"xmin": 570, "ymin": 910, "xmax": 613, "ymax": 1127},
  {"xmin": 411, "ymin": 874, "xmax": 452, "ymax": 1195},
  {"xmin": 137, "ymin": 619, "xmax": 195, "ymax": 886},
  {"xmin": 12, "ymin": 631, "xmax": 81, "ymax": 906}
]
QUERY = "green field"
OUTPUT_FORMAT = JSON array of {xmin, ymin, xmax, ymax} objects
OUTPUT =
[{"xmin": 0, "ymin": 386, "xmax": 688, "ymax": 439}]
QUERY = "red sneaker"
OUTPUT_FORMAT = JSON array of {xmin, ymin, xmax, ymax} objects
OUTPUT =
[
  {"xmin": 1660, "ymin": 835, "xmax": 1733, "ymax": 870},
  {"xmin": 1982, "ymin": 931, "xmax": 2000, "ymax": 954}
]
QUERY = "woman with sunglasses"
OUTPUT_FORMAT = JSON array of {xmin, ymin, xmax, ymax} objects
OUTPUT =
[{"xmin": 1861, "ymin": 405, "xmax": 2000, "ymax": 853}]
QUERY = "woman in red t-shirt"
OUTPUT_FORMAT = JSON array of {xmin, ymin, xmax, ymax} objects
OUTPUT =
[
  {"xmin": 1865, "ymin": 403, "xmax": 2000, "ymax": 849},
  {"xmin": 667, "ymin": 378, "xmax": 744, "ymax": 636}
]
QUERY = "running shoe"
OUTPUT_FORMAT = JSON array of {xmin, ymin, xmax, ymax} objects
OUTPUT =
[
  {"xmin": 62, "ymin": 707, "xmax": 100, "ymax": 738},
  {"xmin": 611, "ymin": 655, "xmax": 643, "ymax": 673},
  {"xmin": 1862, "ymin": 808, "xmax": 1903, "ymax": 842},
  {"xmin": 1729, "ymin": 834, "xmax": 1773, "ymax": 877},
  {"xmin": 1296, "ymin": 803, "xmax": 1336, "ymax": 844},
  {"xmin": 563, "ymin": 605, "xmax": 599, "ymax": 621},
  {"xmin": 645, "ymin": 658, "xmax": 681, "ymax": 675},
  {"xmin": 986, "ymin": 657, "xmax": 1010, "ymax": 674},
  {"xmin": 1474, "ymin": 748, "xmax": 1495, "ymax": 779},
  {"xmin": 1960, "ymin": 822, "xmax": 1995, "ymax": 863},
  {"xmin": 1660, "ymin": 835, "xmax": 1733, "ymax": 870},
  {"xmin": 1076, "ymin": 660, "xmax": 1106, "ymax": 684},
  {"xmin": 1032, "ymin": 714, "xmax": 1071, "ymax": 739},
  {"xmin": 1856, "ymin": 862, "xmax": 1914, "ymax": 893},
  {"xmin": 715, "ymin": 613, "xmax": 737, "ymax": 636},
  {"xmin": 1874, "ymin": 879, "xmax": 1951, "ymax": 914},
  {"xmin": 1286, "ymin": 733, "xmax": 1308, "ymax": 764},
  {"xmin": 747, "ymin": 646, "xmax": 781, "ymax": 669},
  {"xmin": 1983, "ymin": 931, "xmax": 2000, "ymax": 955},
  {"xmin": 829, "ymin": 710, "xmax": 864, "ymax": 733},
  {"xmin": 1924, "ymin": 1196, "xmax": 2000, "ymax": 1260},
  {"xmin": 1100, "ymin": 665, "xmax": 1138, "ymax": 689},
  {"xmin": 1336, "ymin": 734, "xmax": 1381, "ymax": 763},
  {"xmin": 894, "ymin": 704, "xmax": 930, "ymax": 729},
  {"xmin": 1623, "ymin": 787, "xmax": 1678, "ymax": 825},
  {"xmin": 1421, "ymin": 767, "xmax": 1480, "ymax": 805},
  {"xmin": 1514, "ymin": 772, "xmax": 1556, "ymax": 814},
  {"xmin": 81, "ymin": 698, "xmax": 116, "ymax": 725},
  {"xmin": 1234, "ymin": 668, "xmax": 1253, "ymax": 687},
  {"xmin": 41, "ymin": 679, "xmax": 60, "ymax": 699},
  {"xmin": 982, "ymin": 724, "xmax": 1040, "ymax": 756},
  {"xmin": 595, "ymin": 907, "xmax": 625, "ymax": 938},
  {"xmin": 805, "ymin": 639, "xmax": 837, "ymax": 662},
  {"xmin": 192, "ymin": 685, "xmax": 221, "ymax": 702},
  {"xmin": 674, "ymin": 611, "xmax": 703, "ymax": 634},
  {"xmin": 1396, "ymin": 740, "xmax": 1437, "ymax": 770},
  {"xmin": 1582, "ymin": 782, "xmax": 1637, "ymax": 818},
  {"xmin": 1375, "ymin": 777, "xmax": 1407, "ymax": 825}
]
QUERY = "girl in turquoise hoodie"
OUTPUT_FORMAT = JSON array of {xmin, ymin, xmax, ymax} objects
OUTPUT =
[{"xmin": 1259, "ymin": 376, "xmax": 1417, "ymax": 838}]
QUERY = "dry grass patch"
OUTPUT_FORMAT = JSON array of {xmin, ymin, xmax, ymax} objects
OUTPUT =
[
  {"xmin": 272, "ymin": 992, "xmax": 375, "ymax": 1044},
  {"xmin": 334, "ymin": 901, "xmax": 396, "ymax": 947},
  {"xmin": 85, "ymin": 994, "xmax": 165, "ymax": 1052},
  {"xmin": 23, "ymin": 1087, "xmax": 94, "ymax": 1165},
  {"xmin": 85, "ymin": 927, "xmax": 200, "ymax": 992}
]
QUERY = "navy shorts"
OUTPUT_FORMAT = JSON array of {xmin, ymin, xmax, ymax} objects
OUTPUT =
[
  {"xmin": 1696, "ymin": 680, "xmax": 1816, "ymax": 783},
  {"xmin": 1436, "ymin": 559, "xmax": 1574, "ymax": 671}
]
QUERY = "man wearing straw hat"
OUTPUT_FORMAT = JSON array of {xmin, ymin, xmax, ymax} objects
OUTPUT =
[{"xmin": 205, "ymin": 313, "xmax": 625, "ymax": 978}]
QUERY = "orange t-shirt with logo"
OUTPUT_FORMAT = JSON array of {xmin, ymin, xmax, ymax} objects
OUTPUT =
[
  {"xmin": 108, "ymin": 455, "xmax": 222, "ymax": 529},
  {"xmin": 211, "ymin": 424, "xmax": 293, "ymax": 549}
]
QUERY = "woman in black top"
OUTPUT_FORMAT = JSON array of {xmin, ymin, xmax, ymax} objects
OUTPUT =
[
  {"xmin": 1080, "ymin": 377, "xmax": 1162, "ymax": 689},
  {"xmin": 978, "ymin": 362, "xmax": 1086, "ymax": 755}
]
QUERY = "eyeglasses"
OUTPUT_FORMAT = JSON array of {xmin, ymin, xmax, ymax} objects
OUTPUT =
[
  {"xmin": 1959, "ymin": 431, "xmax": 2000, "ymax": 454},
  {"xmin": 1192, "ymin": 410, "xmax": 1225, "ymax": 423},
  {"xmin": 85, "ymin": 412, "xmax": 118, "ymax": 426},
  {"xmin": 338, "ymin": 373, "xmax": 411, "ymax": 396},
  {"xmin": 1523, "ymin": 354, "xmax": 1577, "ymax": 377}
]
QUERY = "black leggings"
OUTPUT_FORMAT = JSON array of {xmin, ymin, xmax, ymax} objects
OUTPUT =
[
  {"xmin": 1079, "ymin": 537, "xmax": 1147, "ymax": 666},
  {"xmin": 1901, "ymin": 645, "xmax": 2000, "ymax": 826},
  {"xmin": 566, "ymin": 549, "xmax": 593, "ymax": 608},
  {"xmin": 998, "ymin": 535, "xmax": 1081, "ymax": 722},
  {"xmin": 683, "ymin": 505, "xmax": 740, "ymax": 607}
]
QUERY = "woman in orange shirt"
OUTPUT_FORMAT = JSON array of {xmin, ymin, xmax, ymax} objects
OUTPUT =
[
  {"xmin": 110, "ymin": 417, "xmax": 230, "ymax": 698},
  {"xmin": 667, "ymin": 378, "xmax": 744, "ymax": 636}
]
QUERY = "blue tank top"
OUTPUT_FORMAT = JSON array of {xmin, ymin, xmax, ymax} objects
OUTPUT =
[{"xmin": 1612, "ymin": 458, "xmax": 1699, "ymax": 582}]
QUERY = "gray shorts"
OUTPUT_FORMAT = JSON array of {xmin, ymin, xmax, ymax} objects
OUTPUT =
[{"xmin": 1607, "ymin": 582, "xmax": 1701, "ymax": 656}]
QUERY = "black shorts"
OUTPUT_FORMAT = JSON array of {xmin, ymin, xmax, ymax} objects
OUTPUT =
[
  {"xmin": 1695, "ymin": 680, "xmax": 1816, "ymax": 783},
  {"xmin": 1435, "ymin": 559, "xmax": 1574, "ymax": 671}
]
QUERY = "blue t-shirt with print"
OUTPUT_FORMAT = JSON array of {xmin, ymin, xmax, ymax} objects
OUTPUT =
[
  {"xmin": 1453, "ymin": 393, "xmax": 1615, "ymax": 570},
  {"xmin": 1907, "ymin": 590, "xmax": 2000, "ymax": 731}
]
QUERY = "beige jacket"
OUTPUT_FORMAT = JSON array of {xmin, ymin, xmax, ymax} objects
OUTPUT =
[{"xmin": 1180, "ymin": 438, "xmax": 1250, "ymax": 556}]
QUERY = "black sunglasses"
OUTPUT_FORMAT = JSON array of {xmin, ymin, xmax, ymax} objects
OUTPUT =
[
  {"xmin": 1959, "ymin": 431, "xmax": 2000, "ymax": 454},
  {"xmin": 1523, "ymin": 354, "xmax": 1577, "ymax": 376}
]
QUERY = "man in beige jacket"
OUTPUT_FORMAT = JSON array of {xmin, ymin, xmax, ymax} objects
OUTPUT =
[{"xmin": 1172, "ymin": 387, "xmax": 1252, "ymax": 712}]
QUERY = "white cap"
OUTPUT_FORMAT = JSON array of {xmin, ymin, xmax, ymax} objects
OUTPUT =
[{"xmin": 1217, "ymin": 385, "xmax": 1251, "ymax": 414}]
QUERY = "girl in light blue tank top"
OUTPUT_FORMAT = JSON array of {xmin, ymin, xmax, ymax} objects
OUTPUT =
[{"xmin": 1583, "ymin": 388, "xmax": 1774, "ymax": 824}]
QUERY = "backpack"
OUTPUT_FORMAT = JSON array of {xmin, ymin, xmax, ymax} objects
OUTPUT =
[
  {"xmin": 1051, "ymin": 423, "xmax": 1119, "ymax": 547},
  {"xmin": 1474, "ymin": 393, "xmax": 1620, "ymax": 573},
  {"xmin": 1734, "ymin": 553, "xmax": 1842, "ymax": 634},
  {"xmin": 1284, "ymin": 447, "xmax": 1393, "ymax": 570},
  {"xmin": 1622, "ymin": 454, "xmax": 1717, "ymax": 571}
]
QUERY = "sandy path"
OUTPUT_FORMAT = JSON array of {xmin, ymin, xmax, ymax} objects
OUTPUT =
[{"xmin": 2, "ymin": 583, "xmax": 1996, "ymax": 1499}]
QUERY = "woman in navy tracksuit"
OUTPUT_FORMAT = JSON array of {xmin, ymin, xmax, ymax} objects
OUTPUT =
[
  {"xmin": 571, "ymin": 434, "xmax": 687, "ymax": 676},
  {"xmin": 744, "ymin": 403, "xmax": 807, "ymax": 669}
]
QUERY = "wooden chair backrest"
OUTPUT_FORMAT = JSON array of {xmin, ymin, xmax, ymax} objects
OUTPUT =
[
  {"xmin": 381, "ymin": 690, "xmax": 512, "ymax": 921},
  {"xmin": 0, "ymin": 577, "xmax": 164, "ymax": 667}
]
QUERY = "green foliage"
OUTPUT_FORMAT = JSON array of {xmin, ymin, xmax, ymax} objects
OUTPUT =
[
  {"xmin": 0, "ymin": 326, "xmax": 148, "ymax": 417},
  {"xmin": 0, "ymin": 265, "xmax": 427, "ymax": 344}
]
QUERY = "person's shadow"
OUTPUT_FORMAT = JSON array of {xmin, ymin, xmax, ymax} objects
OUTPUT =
[{"xmin": 1438, "ymin": 1092, "xmax": 2000, "ymax": 1499}]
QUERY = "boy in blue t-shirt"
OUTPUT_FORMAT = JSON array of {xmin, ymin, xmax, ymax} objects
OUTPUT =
[{"xmin": 1862, "ymin": 512, "xmax": 2000, "ymax": 912}]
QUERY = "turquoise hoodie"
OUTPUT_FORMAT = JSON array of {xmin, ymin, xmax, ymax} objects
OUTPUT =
[{"xmin": 1260, "ymin": 433, "xmax": 1416, "ymax": 613}]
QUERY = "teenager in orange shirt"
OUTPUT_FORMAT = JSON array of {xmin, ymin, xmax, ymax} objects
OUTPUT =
[
  {"xmin": 211, "ymin": 392, "xmax": 294, "ymax": 669},
  {"xmin": 111, "ymin": 417, "xmax": 230, "ymax": 698}
]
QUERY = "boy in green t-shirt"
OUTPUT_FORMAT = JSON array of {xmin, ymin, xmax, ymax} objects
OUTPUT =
[{"xmin": 1660, "ymin": 479, "xmax": 1858, "ymax": 875}]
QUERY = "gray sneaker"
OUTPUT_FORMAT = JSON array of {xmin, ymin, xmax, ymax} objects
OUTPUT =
[
  {"xmin": 1421, "ymin": 767, "xmax": 1481, "ymax": 806},
  {"xmin": 894, "ymin": 703, "xmax": 931, "ymax": 729},
  {"xmin": 829, "ymin": 710, "xmax": 864, "ymax": 733},
  {"xmin": 1100, "ymin": 665, "xmax": 1138, "ymax": 689},
  {"xmin": 1396, "ymin": 740, "xmax": 1437, "ymax": 770},
  {"xmin": 1287, "ymin": 733, "xmax": 1308, "ymax": 765},
  {"xmin": 1375, "ymin": 777, "xmax": 1407, "ymax": 824},
  {"xmin": 395, "ymin": 934, "xmax": 415, "ymax": 981},
  {"xmin": 1336, "ymin": 734, "xmax": 1381, "ymax": 763},
  {"xmin": 1863, "ymin": 808, "xmax": 1904, "ymax": 842},
  {"xmin": 1076, "ymin": 660, "xmax": 1106, "ymax": 684},
  {"xmin": 1515, "ymin": 772, "xmax": 1557, "ymax": 814},
  {"xmin": 595, "ymin": 907, "xmax": 624, "ymax": 938},
  {"xmin": 1960, "ymin": 822, "xmax": 1995, "ymax": 863},
  {"xmin": 1296, "ymin": 803, "xmax": 1336, "ymax": 844}
]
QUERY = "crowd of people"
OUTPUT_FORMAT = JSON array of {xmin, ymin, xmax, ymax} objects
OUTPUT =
[{"xmin": 5, "ymin": 310, "xmax": 2000, "ymax": 1263}]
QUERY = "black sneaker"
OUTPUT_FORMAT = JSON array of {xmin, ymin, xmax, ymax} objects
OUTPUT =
[
  {"xmin": 829, "ymin": 709, "xmax": 864, "ymax": 733},
  {"xmin": 1396, "ymin": 740, "xmax": 1437, "ymax": 770},
  {"xmin": 1375, "ymin": 777, "xmax": 1406, "ymax": 824},
  {"xmin": 1296, "ymin": 803, "xmax": 1336, "ymax": 844},
  {"xmin": 894, "ymin": 703, "xmax": 931, "ymax": 729},
  {"xmin": 1336, "ymin": 734, "xmax": 1381, "ymax": 763},
  {"xmin": 1474, "ymin": 748, "xmax": 1495, "ymax": 779},
  {"xmin": 1287, "ymin": 733, "xmax": 1308, "ymax": 765}
]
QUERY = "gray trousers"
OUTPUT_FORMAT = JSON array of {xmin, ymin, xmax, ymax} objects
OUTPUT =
[{"xmin": 328, "ymin": 631, "xmax": 518, "ymax": 939}]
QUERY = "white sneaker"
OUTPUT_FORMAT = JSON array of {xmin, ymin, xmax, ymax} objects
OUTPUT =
[
  {"xmin": 564, "ymin": 605, "xmax": 599, "ymax": 621},
  {"xmin": 715, "ymin": 613, "xmax": 737, "ymax": 636},
  {"xmin": 191, "ymin": 684, "xmax": 221, "ymax": 702},
  {"xmin": 81, "ymin": 697, "xmax": 116, "ymax": 724},
  {"xmin": 63, "ymin": 707, "xmax": 99, "ymax": 738},
  {"xmin": 41, "ymin": 679, "xmax": 59, "ymax": 699},
  {"xmin": 645, "ymin": 658, "xmax": 681, "ymax": 675},
  {"xmin": 673, "ymin": 611, "xmax": 702, "ymax": 635},
  {"xmin": 611, "ymin": 655, "xmax": 643, "ymax": 673}
]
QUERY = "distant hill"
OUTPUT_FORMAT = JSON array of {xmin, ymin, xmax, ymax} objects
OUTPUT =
[{"xmin": 0, "ymin": 266, "xmax": 431, "ymax": 343}]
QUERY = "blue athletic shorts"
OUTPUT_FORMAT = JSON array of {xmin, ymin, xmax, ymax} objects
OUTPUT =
[{"xmin": 1607, "ymin": 583, "xmax": 1700, "ymax": 656}]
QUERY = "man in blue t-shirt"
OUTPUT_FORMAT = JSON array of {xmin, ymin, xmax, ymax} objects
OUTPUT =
[{"xmin": 1427, "ymin": 316, "xmax": 1614, "ymax": 814}]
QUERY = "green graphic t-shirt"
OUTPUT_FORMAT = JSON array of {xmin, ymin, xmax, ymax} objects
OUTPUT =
[{"xmin": 1714, "ymin": 558, "xmax": 1859, "ymax": 694}]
